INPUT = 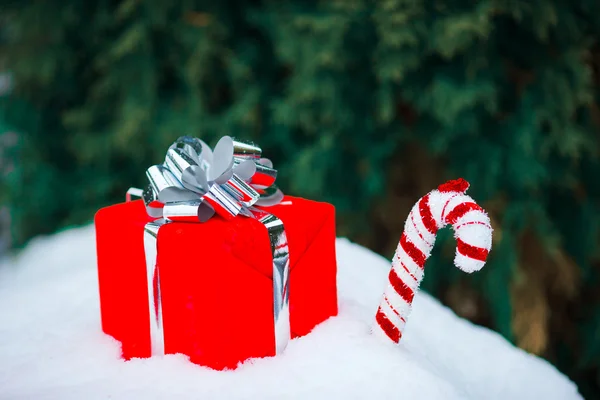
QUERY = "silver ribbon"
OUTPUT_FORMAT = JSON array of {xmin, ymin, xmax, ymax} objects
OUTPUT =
[
  {"xmin": 142, "ymin": 135, "xmax": 283, "ymax": 221},
  {"xmin": 127, "ymin": 135, "xmax": 290, "ymax": 357}
]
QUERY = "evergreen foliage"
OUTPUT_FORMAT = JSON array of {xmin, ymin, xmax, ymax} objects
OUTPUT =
[{"xmin": 1, "ymin": 1, "xmax": 599, "ymax": 397}]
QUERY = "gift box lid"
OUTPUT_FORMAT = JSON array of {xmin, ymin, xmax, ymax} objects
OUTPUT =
[{"xmin": 95, "ymin": 195, "xmax": 335, "ymax": 279}]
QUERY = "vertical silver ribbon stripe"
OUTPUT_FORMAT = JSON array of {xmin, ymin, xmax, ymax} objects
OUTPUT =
[{"xmin": 126, "ymin": 135, "xmax": 290, "ymax": 356}]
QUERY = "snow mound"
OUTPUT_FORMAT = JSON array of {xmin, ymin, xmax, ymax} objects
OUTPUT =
[{"xmin": 0, "ymin": 226, "xmax": 581, "ymax": 400}]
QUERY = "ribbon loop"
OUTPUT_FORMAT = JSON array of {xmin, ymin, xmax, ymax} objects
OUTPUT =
[{"xmin": 232, "ymin": 138, "xmax": 262, "ymax": 159}]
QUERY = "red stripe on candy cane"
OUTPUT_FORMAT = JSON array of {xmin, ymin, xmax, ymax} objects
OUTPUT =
[
  {"xmin": 445, "ymin": 202, "xmax": 483, "ymax": 225},
  {"xmin": 389, "ymin": 268, "xmax": 415, "ymax": 303},
  {"xmin": 400, "ymin": 233, "xmax": 426, "ymax": 269},
  {"xmin": 418, "ymin": 195, "xmax": 438, "ymax": 234},
  {"xmin": 373, "ymin": 178, "xmax": 492, "ymax": 345},
  {"xmin": 376, "ymin": 308, "xmax": 401, "ymax": 343},
  {"xmin": 457, "ymin": 238, "xmax": 489, "ymax": 262}
]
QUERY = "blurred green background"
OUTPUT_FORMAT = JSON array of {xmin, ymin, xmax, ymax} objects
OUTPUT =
[{"xmin": 1, "ymin": 1, "xmax": 600, "ymax": 397}]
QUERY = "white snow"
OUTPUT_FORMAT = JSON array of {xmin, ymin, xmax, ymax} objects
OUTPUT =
[{"xmin": 0, "ymin": 225, "xmax": 582, "ymax": 400}]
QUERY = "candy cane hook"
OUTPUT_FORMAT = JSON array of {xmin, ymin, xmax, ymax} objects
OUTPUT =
[{"xmin": 374, "ymin": 178, "xmax": 493, "ymax": 343}]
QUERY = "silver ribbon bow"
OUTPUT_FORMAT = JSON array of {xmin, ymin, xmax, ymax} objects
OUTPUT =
[
  {"xmin": 127, "ymin": 135, "xmax": 291, "ymax": 358},
  {"xmin": 141, "ymin": 135, "xmax": 284, "ymax": 222}
]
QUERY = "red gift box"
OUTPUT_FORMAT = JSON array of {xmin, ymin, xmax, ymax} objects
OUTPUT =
[{"xmin": 95, "ymin": 195, "xmax": 337, "ymax": 370}]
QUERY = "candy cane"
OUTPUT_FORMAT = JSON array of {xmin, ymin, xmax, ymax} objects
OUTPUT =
[{"xmin": 374, "ymin": 178, "xmax": 493, "ymax": 344}]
